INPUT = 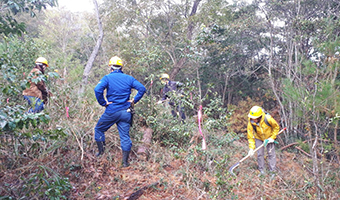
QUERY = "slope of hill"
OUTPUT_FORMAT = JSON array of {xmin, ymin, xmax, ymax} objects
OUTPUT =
[{"xmin": 2, "ymin": 135, "xmax": 339, "ymax": 199}]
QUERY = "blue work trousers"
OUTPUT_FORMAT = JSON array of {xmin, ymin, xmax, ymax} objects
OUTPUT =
[
  {"xmin": 23, "ymin": 95, "xmax": 44, "ymax": 113},
  {"xmin": 94, "ymin": 109, "xmax": 132, "ymax": 151}
]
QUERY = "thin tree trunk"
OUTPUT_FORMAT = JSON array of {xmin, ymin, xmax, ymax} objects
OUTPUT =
[
  {"xmin": 286, "ymin": 37, "xmax": 294, "ymax": 142},
  {"xmin": 332, "ymin": 68, "xmax": 339, "ymax": 162},
  {"xmin": 79, "ymin": 0, "xmax": 104, "ymax": 95},
  {"xmin": 311, "ymin": 69, "xmax": 322, "ymax": 199},
  {"xmin": 170, "ymin": 0, "xmax": 201, "ymax": 79},
  {"xmin": 222, "ymin": 72, "xmax": 229, "ymax": 107},
  {"xmin": 267, "ymin": 19, "xmax": 287, "ymax": 133}
]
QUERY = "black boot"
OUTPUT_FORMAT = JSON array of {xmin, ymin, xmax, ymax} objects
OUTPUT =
[
  {"xmin": 122, "ymin": 150, "xmax": 130, "ymax": 167},
  {"xmin": 96, "ymin": 141, "xmax": 105, "ymax": 157}
]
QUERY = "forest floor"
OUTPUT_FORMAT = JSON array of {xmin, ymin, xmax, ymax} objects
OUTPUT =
[
  {"xmin": 1, "ymin": 138, "xmax": 340, "ymax": 199},
  {"xmin": 67, "ymin": 141, "xmax": 340, "ymax": 199}
]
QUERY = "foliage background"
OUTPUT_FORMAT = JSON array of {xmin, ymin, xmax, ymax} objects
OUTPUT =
[{"xmin": 1, "ymin": 0, "xmax": 340, "ymax": 199}]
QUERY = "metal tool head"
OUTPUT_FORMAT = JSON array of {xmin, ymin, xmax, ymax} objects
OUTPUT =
[{"xmin": 228, "ymin": 162, "xmax": 240, "ymax": 176}]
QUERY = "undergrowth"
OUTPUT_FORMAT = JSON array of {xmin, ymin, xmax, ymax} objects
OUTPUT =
[{"xmin": 1, "ymin": 68, "xmax": 340, "ymax": 199}]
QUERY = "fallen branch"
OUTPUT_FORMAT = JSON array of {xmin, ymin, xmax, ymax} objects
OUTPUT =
[
  {"xmin": 294, "ymin": 146, "xmax": 311, "ymax": 157},
  {"xmin": 288, "ymin": 146, "xmax": 324, "ymax": 160},
  {"xmin": 127, "ymin": 182, "xmax": 159, "ymax": 200},
  {"xmin": 280, "ymin": 142, "xmax": 304, "ymax": 151},
  {"xmin": 280, "ymin": 138, "xmax": 334, "ymax": 151}
]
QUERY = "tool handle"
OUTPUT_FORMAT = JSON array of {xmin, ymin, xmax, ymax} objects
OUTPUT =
[{"xmin": 240, "ymin": 127, "xmax": 286, "ymax": 163}]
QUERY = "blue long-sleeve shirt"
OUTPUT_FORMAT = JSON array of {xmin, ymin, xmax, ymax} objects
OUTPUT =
[
  {"xmin": 94, "ymin": 70, "xmax": 146, "ymax": 113},
  {"xmin": 161, "ymin": 81, "xmax": 184, "ymax": 101}
]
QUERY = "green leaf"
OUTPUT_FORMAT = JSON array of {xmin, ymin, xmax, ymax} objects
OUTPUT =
[
  {"xmin": 31, "ymin": 119, "xmax": 37, "ymax": 128},
  {"xmin": 8, "ymin": 121, "xmax": 16, "ymax": 129},
  {"xmin": 17, "ymin": 120, "xmax": 24, "ymax": 129},
  {"xmin": 0, "ymin": 120, "xmax": 7, "ymax": 129},
  {"xmin": 2, "ymin": 87, "xmax": 8, "ymax": 94}
]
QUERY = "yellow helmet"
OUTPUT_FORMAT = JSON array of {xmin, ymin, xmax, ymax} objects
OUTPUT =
[
  {"xmin": 160, "ymin": 73, "xmax": 170, "ymax": 80},
  {"xmin": 109, "ymin": 56, "xmax": 123, "ymax": 67},
  {"xmin": 248, "ymin": 106, "xmax": 263, "ymax": 119},
  {"xmin": 35, "ymin": 57, "xmax": 49, "ymax": 67}
]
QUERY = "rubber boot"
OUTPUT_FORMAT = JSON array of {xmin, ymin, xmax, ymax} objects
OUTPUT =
[
  {"xmin": 122, "ymin": 150, "xmax": 130, "ymax": 167},
  {"xmin": 96, "ymin": 141, "xmax": 105, "ymax": 157}
]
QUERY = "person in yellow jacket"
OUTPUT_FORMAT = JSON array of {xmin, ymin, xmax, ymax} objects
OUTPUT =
[
  {"xmin": 247, "ymin": 106, "xmax": 280, "ymax": 175},
  {"xmin": 22, "ymin": 57, "xmax": 50, "ymax": 113}
]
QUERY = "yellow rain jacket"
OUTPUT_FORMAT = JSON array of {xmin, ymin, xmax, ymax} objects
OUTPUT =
[{"xmin": 247, "ymin": 112, "xmax": 280, "ymax": 150}]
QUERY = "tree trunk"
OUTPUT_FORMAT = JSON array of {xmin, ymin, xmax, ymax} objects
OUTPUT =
[
  {"xmin": 332, "ymin": 71, "xmax": 339, "ymax": 162},
  {"xmin": 222, "ymin": 72, "xmax": 229, "ymax": 107},
  {"xmin": 170, "ymin": 0, "xmax": 201, "ymax": 79},
  {"xmin": 137, "ymin": 127, "xmax": 153, "ymax": 159},
  {"xmin": 267, "ymin": 18, "xmax": 288, "ymax": 133},
  {"xmin": 79, "ymin": 0, "xmax": 104, "ymax": 95},
  {"xmin": 335, "ymin": 121, "xmax": 339, "ymax": 163}
]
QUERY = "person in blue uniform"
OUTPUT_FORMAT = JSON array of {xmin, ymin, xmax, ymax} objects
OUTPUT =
[
  {"xmin": 94, "ymin": 56, "xmax": 146, "ymax": 167},
  {"xmin": 157, "ymin": 73, "xmax": 186, "ymax": 121}
]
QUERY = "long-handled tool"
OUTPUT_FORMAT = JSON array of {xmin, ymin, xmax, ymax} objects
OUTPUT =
[{"xmin": 228, "ymin": 127, "xmax": 287, "ymax": 175}]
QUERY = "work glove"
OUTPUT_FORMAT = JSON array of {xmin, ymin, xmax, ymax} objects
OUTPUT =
[
  {"xmin": 128, "ymin": 99, "xmax": 135, "ymax": 106},
  {"xmin": 105, "ymin": 102, "xmax": 112, "ymax": 107},
  {"xmin": 248, "ymin": 149, "xmax": 255, "ymax": 157},
  {"xmin": 264, "ymin": 138, "xmax": 275, "ymax": 147}
]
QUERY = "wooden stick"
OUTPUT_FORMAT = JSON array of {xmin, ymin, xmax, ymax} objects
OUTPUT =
[
  {"xmin": 127, "ymin": 182, "xmax": 159, "ymax": 200},
  {"xmin": 280, "ymin": 138, "xmax": 334, "ymax": 151},
  {"xmin": 294, "ymin": 146, "xmax": 311, "ymax": 157}
]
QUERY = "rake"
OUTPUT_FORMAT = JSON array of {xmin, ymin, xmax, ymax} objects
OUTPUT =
[{"xmin": 228, "ymin": 127, "xmax": 286, "ymax": 176}]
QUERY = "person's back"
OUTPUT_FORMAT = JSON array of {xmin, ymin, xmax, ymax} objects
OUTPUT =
[
  {"xmin": 95, "ymin": 71, "xmax": 145, "ymax": 114},
  {"xmin": 94, "ymin": 56, "xmax": 146, "ymax": 167}
]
